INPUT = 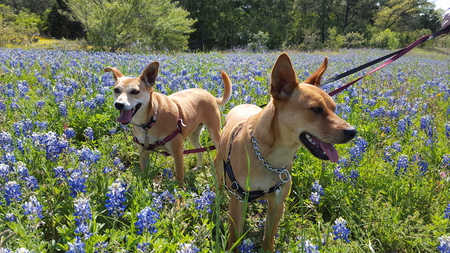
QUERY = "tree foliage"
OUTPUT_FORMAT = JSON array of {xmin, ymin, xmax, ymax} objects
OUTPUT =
[
  {"xmin": 0, "ymin": 4, "xmax": 43, "ymax": 46},
  {"xmin": 65, "ymin": 0, "xmax": 195, "ymax": 52},
  {"xmin": 0, "ymin": 0, "xmax": 446, "ymax": 50}
]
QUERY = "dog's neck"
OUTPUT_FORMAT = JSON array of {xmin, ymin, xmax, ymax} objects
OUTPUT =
[
  {"xmin": 131, "ymin": 92, "xmax": 158, "ymax": 128},
  {"xmin": 250, "ymin": 102, "xmax": 299, "ymax": 170}
]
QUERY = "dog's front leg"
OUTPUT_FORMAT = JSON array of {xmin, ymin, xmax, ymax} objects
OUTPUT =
[
  {"xmin": 228, "ymin": 195, "xmax": 246, "ymax": 252},
  {"xmin": 138, "ymin": 146, "xmax": 151, "ymax": 174},
  {"xmin": 263, "ymin": 181, "xmax": 292, "ymax": 252}
]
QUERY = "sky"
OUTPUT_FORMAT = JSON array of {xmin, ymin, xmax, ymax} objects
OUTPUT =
[{"xmin": 432, "ymin": 0, "xmax": 449, "ymax": 10}]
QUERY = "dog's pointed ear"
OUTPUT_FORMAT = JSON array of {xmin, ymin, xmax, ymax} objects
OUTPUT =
[
  {"xmin": 304, "ymin": 57, "xmax": 328, "ymax": 87},
  {"xmin": 140, "ymin": 62, "xmax": 159, "ymax": 87},
  {"xmin": 270, "ymin": 53, "xmax": 298, "ymax": 101},
  {"xmin": 104, "ymin": 67, "xmax": 124, "ymax": 81}
]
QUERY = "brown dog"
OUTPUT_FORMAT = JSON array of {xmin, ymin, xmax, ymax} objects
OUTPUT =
[
  {"xmin": 214, "ymin": 53, "xmax": 356, "ymax": 251},
  {"xmin": 105, "ymin": 62, "xmax": 232, "ymax": 184}
]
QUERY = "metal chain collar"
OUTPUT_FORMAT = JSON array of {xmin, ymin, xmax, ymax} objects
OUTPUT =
[{"xmin": 250, "ymin": 132, "xmax": 290, "ymax": 183}]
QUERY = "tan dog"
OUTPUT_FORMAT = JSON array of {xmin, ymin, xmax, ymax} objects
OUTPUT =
[
  {"xmin": 105, "ymin": 62, "xmax": 232, "ymax": 184},
  {"xmin": 214, "ymin": 53, "xmax": 356, "ymax": 252}
]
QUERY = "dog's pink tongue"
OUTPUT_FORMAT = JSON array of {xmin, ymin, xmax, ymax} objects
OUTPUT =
[
  {"xmin": 319, "ymin": 141, "xmax": 339, "ymax": 163},
  {"xmin": 117, "ymin": 110, "xmax": 133, "ymax": 124}
]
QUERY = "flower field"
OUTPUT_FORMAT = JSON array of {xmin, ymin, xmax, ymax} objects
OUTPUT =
[{"xmin": 0, "ymin": 48, "xmax": 449, "ymax": 252}]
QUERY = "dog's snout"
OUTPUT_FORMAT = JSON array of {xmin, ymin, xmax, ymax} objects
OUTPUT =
[
  {"xmin": 343, "ymin": 128, "xmax": 357, "ymax": 139},
  {"xmin": 114, "ymin": 102, "xmax": 125, "ymax": 110}
]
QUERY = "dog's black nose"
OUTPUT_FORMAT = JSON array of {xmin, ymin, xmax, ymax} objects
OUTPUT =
[
  {"xmin": 343, "ymin": 128, "xmax": 357, "ymax": 139},
  {"xmin": 114, "ymin": 102, "xmax": 124, "ymax": 110}
]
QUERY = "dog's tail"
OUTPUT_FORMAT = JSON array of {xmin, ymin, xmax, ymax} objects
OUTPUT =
[{"xmin": 217, "ymin": 71, "xmax": 232, "ymax": 106}]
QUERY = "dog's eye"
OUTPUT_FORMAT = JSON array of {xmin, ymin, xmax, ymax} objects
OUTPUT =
[
  {"xmin": 311, "ymin": 107, "xmax": 323, "ymax": 114},
  {"xmin": 130, "ymin": 90, "xmax": 140, "ymax": 95},
  {"xmin": 113, "ymin": 88, "xmax": 120, "ymax": 93}
]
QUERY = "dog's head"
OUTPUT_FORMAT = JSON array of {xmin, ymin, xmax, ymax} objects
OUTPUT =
[
  {"xmin": 104, "ymin": 62, "xmax": 159, "ymax": 125},
  {"xmin": 270, "ymin": 53, "xmax": 356, "ymax": 162}
]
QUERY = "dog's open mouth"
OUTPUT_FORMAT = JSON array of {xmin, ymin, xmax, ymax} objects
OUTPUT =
[
  {"xmin": 116, "ymin": 103, "xmax": 141, "ymax": 125},
  {"xmin": 300, "ymin": 133, "xmax": 339, "ymax": 162}
]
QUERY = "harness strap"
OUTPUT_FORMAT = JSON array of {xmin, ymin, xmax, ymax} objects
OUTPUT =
[
  {"xmin": 133, "ymin": 119, "xmax": 183, "ymax": 151},
  {"xmin": 222, "ymin": 124, "xmax": 284, "ymax": 202},
  {"xmin": 132, "ymin": 120, "xmax": 216, "ymax": 155},
  {"xmin": 224, "ymin": 160, "xmax": 282, "ymax": 202}
]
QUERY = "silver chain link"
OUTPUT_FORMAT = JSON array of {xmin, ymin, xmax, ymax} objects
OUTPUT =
[{"xmin": 250, "ymin": 132, "xmax": 291, "ymax": 183}]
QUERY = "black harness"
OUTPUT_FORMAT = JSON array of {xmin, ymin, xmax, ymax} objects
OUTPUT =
[{"xmin": 223, "ymin": 124, "xmax": 287, "ymax": 202}]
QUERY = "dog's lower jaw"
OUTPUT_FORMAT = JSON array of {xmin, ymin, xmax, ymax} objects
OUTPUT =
[{"xmin": 299, "ymin": 132, "xmax": 339, "ymax": 162}]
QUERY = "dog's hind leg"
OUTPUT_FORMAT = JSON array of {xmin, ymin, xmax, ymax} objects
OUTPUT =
[{"xmin": 188, "ymin": 124, "xmax": 205, "ymax": 169}]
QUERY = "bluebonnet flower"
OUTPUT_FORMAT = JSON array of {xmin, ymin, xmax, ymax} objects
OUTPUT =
[
  {"xmin": 3, "ymin": 152, "xmax": 16, "ymax": 165},
  {"xmin": 0, "ymin": 131, "xmax": 13, "ymax": 152},
  {"xmin": 135, "ymin": 207, "xmax": 160, "ymax": 234},
  {"xmin": 194, "ymin": 186, "xmax": 216, "ymax": 213},
  {"xmin": 380, "ymin": 126, "xmax": 391, "ymax": 134},
  {"xmin": 238, "ymin": 239, "xmax": 255, "ymax": 253},
  {"xmin": 64, "ymin": 128, "xmax": 76, "ymax": 139},
  {"xmin": 59, "ymin": 103, "xmax": 68, "ymax": 117},
  {"xmin": 31, "ymin": 132, "xmax": 69, "ymax": 161},
  {"xmin": 0, "ymin": 163, "xmax": 11, "ymax": 181},
  {"xmin": 310, "ymin": 192, "xmax": 321, "ymax": 205},
  {"xmin": 438, "ymin": 235, "xmax": 450, "ymax": 253},
  {"xmin": 94, "ymin": 242, "xmax": 108, "ymax": 253},
  {"xmin": 77, "ymin": 147, "xmax": 100, "ymax": 166},
  {"xmin": 68, "ymin": 169, "xmax": 87, "ymax": 198},
  {"xmin": 83, "ymin": 127, "xmax": 94, "ymax": 140},
  {"xmin": 312, "ymin": 180, "xmax": 324, "ymax": 195},
  {"xmin": 446, "ymin": 123, "xmax": 450, "ymax": 139},
  {"xmin": 34, "ymin": 121, "xmax": 48, "ymax": 130},
  {"xmin": 333, "ymin": 166, "xmax": 348, "ymax": 182},
  {"xmin": 74, "ymin": 197, "xmax": 93, "ymax": 239},
  {"xmin": 332, "ymin": 217, "xmax": 350, "ymax": 242},
  {"xmin": 297, "ymin": 238, "xmax": 319, "ymax": 253},
  {"xmin": 105, "ymin": 179, "xmax": 127, "ymax": 217},
  {"xmin": 14, "ymin": 248, "xmax": 31, "ymax": 253},
  {"xmin": 152, "ymin": 190, "xmax": 176, "ymax": 209},
  {"xmin": 4, "ymin": 181, "xmax": 22, "ymax": 205},
  {"xmin": 349, "ymin": 137, "xmax": 368, "ymax": 163},
  {"xmin": 162, "ymin": 168, "xmax": 173, "ymax": 179},
  {"xmin": 54, "ymin": 166, "xmax": 68, "ymax": 184},
  {"xmin": 349, "ymin": 170, "xmax": 360, "ymax": 184},
  {"xmin": 23, "ymin": 196, "xmax": 43, "ymax": 222},
  {"xmin": 418, "ymin": 159, "xmax": 429, "ymax": 175},
  {"xmin": 444, "ymin": 203, "xmax": 450, "ymax": 219},
  {"xmin": 176, "ymin": 243, "xmax": 200, "ymax": 253},
  {"xmin": 0, "ymin": 101, "xmax": 5, "ymax": 111},
  {"xmin": 136, "ymin": 242, "xmax": 151, "ymax": 252},
  {"xmin": 420, "ymin": 115, "xmax": 434, "ymax": 138},
  {"xmin": 395, "ymin": 154, "xmax": 409, "ymax": 176},
  {"xmin": 442, "ymin": 155, "xmax": 450, "ymax": 170},
  {"xmin": 397, "ymin": 118, "xmax": 408, "ymax": 134},
  {"xmin": 113, "ymin": 157, "xmax": 126, "ymax": 171},
  {"xmin": 36, "ymin": 100, "xmax": 45, "ymax": 108},
  {"xmin": 102, "ymin": 166, "xmax": 112, "ymax": 173},
  {"xmin": 5, "ymin": 213, "xmax": 16, "ymax": 222},
  {"xmin": 67, "ymin": 237, "xmax": 85, "ymax": 253},
  {"xmin": 310, "ymin": 180, "xmax": 324, "ymax": 205}
]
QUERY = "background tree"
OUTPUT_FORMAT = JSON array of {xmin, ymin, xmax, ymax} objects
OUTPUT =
[
  {"xmin": 0, "ymin": 4, "xmax": 42, "ymax": 46},
  {"xmin": 44, "ymin": 0, "xmax": 85, "ymax": 40},
  {"xmin": 65, "ymin": 0, "xmax": 195, "ymax": 52}
]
